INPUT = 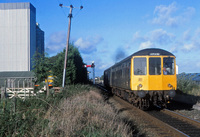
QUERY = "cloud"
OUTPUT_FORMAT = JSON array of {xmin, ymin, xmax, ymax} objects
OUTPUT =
[
  {"xmin": 139, "ymin": 41, "xmax": 154, "ymax": 50},
  {"xmin": 152, "ymin": 2, "xmax": 195, "ymax": 27},
  {"xmin": 46, "ymin": 31, "xmax": 66, "ymax": 55},
  {"xmin": 194, "ymin": 28, "xmax": 200, "ymax": 39},
  {"xmin": 182, "ymin": 43, "xmax": 195, "ymax": 51},
  {"xmin": 132, "ymin": 31, "xmax": 147, "ymax": 43},
  {"xmin": 131, "ymin": 29, "xmax": 174, "ymax": 50},
  {"xmin": 169, "ymin": 46, "xmax": 178, "ymax": 53},
  {"xmin": 150, "ymin": 29, "xmax": 175, "ymax": 45},
  {"xmin": 197, "ymin": 62, "xmax": 200, "ymax": 68},
  {"xmin": 74, "ymin": 36, "xmax": 103, "ymax": 54},
  {"xmin": 183, "ymin": 30, "xmax": 191, "ymax": 41},
  {"xmin": 179, "ymin": 28, "xmax": 200, "ymax": 52},
  {"xmin": 99, "ymin": 64, "xmax": 108, "ymax": 70},
  {"xmin": 183, "ymin": 7, "xmax": 195, "ymax": 19},
  {"xmin": 152, "ymin": 2, "xmax": 178, "ymax": 27}
]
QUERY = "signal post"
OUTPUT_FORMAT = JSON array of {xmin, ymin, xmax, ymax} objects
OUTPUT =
[{"xmin": 83, "ymin": 62, "xmax": 95, "ymax": 84}]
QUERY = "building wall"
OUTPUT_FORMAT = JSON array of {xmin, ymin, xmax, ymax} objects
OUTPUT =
[
  {"xmin": 0, "ymin": 3, "xmax": 36, "ymax": 71},
  {"xmin": 30, "ymin": 4, "xmax": 36, "ymax": 70},
  {"xmin": 36, "ymin": 23, "xmax": 44, "ymax": 55}
]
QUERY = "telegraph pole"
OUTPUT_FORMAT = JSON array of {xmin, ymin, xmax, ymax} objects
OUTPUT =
[{"xmin": 60, "ymin": 4, "xmax": 83, "ymax": 87}]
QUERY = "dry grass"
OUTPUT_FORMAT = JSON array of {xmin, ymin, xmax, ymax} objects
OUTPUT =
[
  {"xmin": 42, "ymin": 90, "xmax": 133, "ymax": 137},
  {"xmin": 188, "ymin": 88, "xmax": 200, "ymax": 96}
]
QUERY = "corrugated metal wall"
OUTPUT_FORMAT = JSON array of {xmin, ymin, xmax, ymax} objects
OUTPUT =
[{"xmin": 0, "ymin": 3, "xmax": 36, "ymax": 71}]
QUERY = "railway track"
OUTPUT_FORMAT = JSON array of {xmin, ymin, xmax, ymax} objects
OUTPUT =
[
  {"xmin": 148, "ymin": 109, "xmax": 200, "ymax": 137},
  {"xmin": 96, "ymin": 84, "xmax": 200, "ymax": 137}
]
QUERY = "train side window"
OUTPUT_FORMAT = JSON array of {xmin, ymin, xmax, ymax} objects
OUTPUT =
[
  {"xmin": 149, "ymin": 58, "xmax": 161, "ymax": 75},
  {"xmin": 163, "ymin": 57, "xmax": 174, "ymax": 75},
  {"xmin": 134, "ymin": 58, "xmax": 146, "ymax": 75}
]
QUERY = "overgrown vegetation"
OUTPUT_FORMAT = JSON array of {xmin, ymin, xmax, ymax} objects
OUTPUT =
[
  {"xmin": 50, "ymin": 44, "xmax": 88, "ymax": 86},
  {"xmin": 32, "ymin": 52, "xmax": 50, "ymax": 89},
  {"xmin": 32, "ymin": 43, "xmax": 88, "ymax": 87},
  {"xmin": 177, "ymin": 73, "xmax": 200, "ymax": 96},
  {"xmin": 42, "ymin": 88, "xmax": 132, "ymax": 136},
  {"xmin": 0, "ymin": 85, "xmax": 133, "ymax": 136}
]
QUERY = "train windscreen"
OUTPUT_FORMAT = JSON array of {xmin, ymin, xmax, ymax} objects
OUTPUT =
[
  {"xmin": 134, "ymin": 58, "xmax": 146, "ymax": 75},
  {"xmin": 163, "ymin": 57, "xmax": 175, "ymax": 75},
  {"xmin": 149, "ymin": 57, "xmax": 161, "ymax": 75}
]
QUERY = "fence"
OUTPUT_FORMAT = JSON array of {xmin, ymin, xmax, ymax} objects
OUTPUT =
[{"xmin": 0, "ymin": 78, "xmax": 44, "ymax": 100}]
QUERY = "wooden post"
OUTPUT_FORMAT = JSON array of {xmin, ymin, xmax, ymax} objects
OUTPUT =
[
  {"xmin": 1, "ymin": 87, "xmax": 5, "ymax": 99},
  {"xmin": 23, "ymin": 80, "xmax": 26, "ymax": 100},
  {"xmin": 46, "ymin": 77, "xmax": 49, "ymax": 97},
  {"xmin": 62, "ymin": 5, "xmax": 73, "ymax": 88}
]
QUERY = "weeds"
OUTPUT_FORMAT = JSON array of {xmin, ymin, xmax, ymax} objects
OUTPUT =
[
  {"xmin": 0, "ymin": 85, "xmax": 133, "ymax": 136},
  {"xmin": 43, "ymin": 90, "xmax": 133, "ymax": 137},
  {"xmin": 177, "ymin": 74, "xmax": 200, "ymax": 96}
]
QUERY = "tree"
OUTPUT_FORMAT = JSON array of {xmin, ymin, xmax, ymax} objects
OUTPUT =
[
  {"xmin": 32, "ymin": 52, "xmax": 50, "ymax": 91},
  {"xmin": 50, "ymin": 44, "xmax": 88, "ymax": 87}
]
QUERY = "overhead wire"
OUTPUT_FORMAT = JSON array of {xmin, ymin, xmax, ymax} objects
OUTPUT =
[
  {"xmin": 55, "ymin": 0, "xmax": 68, "ymax": 19},
  {"xmin": 54, "ymin": 0, "xmax": 84, "ymax": 27},
  {"xmin": 73, "ymin": 0, "xmax": 84, "ymax": 19}
]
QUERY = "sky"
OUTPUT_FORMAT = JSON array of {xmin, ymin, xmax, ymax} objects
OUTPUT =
[{"xmin": 2, "ymin": 0, "xmax": 200, "ymax": 77}]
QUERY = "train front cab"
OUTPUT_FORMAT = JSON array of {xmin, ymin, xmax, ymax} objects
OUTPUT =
[{"xmin": 130, "ymin": 55, "xmax": 177, "ymax": 108}]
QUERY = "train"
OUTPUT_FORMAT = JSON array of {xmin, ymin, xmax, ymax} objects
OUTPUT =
[{"xmin": 104, "ymin": 48, "xmax": 177, "ymax": 110}]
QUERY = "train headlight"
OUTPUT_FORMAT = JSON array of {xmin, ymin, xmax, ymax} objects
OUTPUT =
[
  {"xmin": 168, "ymin": 84, "xmax": 172, "ymax": 88},
  {"xmin": 139, "ymin": 84, "xmax": 143, "ymax": 88}
]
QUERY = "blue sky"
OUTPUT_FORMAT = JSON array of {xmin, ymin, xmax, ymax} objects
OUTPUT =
[{"xmin": 2, "ymin": 0, "xmax": 200, "ymax": 77}]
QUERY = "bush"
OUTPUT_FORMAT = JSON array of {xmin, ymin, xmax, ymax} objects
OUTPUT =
[
  {"xmin": 177, "ymin": 74, "xmax": 200, "ymax": 96},
  {"xmin": 0, "ymin": 85, "xmax": 133, "ymax": 136},
  {"xmin": 0, "ymin": 84, "xmax": 91, "ymax": 136}
]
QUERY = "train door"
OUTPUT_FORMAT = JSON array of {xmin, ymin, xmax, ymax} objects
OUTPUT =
[{"xmin": 148, "ymin": 57, "xmax": 163, "ymax": 90}]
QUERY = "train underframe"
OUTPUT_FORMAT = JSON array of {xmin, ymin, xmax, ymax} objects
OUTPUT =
[{"xmin": 111, "ymin": 87, "xmax": 175, "ymax": 110}]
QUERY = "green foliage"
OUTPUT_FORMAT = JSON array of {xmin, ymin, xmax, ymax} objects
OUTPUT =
[
  {"xmin": 32, "ymin": 52, "xmax": 50, "ymax": 88},
  {"xmin": 0, "ymin": 97, "xmax": 49, "ymax": 136},
  {"xmin": 32, "ymin": 43, "xmax": 88, "ymax": 88},
  {"xmin": 50, "ymin": 50, "xmax": 65, "ymax": 87},
  {"xmin": 177, "ymin": 73, "xmax": 200, "ymax": 95},
  {"xmin": 0, "ymin": 85, "xmax": 92, "ymax": 136},
  {"xmin": 50, "ymin": 44, "xmax": 88, "ymax": 87}
]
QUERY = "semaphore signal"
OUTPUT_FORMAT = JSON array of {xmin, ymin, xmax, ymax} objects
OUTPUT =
[{"xmin": 83, "ymin": 62, "xmax": 95, "ymax": 84}]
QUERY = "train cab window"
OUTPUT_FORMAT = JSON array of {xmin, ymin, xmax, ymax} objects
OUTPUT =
[
  {"xmin": 163, "ymin": 57, "xmax": 175, "ymax": 75},
  {"xmin": 134, "ymin": 58, "xmax": 146, "ymax": 75},
  {"xmin": 149, "ymin": 58, "xmax": 161, "ymax": 75}
]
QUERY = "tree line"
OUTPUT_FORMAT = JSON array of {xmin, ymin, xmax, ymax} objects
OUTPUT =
[{"xmin": 32, "ymin": 43, "xmax": 88, "ymax": 88}]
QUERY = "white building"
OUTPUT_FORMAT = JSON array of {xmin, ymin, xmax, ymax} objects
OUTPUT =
[{"xmin": 0, "ymin": 2, "xmax": 41, "ymax": 71}]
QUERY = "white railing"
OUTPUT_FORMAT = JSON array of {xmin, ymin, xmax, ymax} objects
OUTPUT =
[{"xmin": 6, "ymin": 88, "xmax": 44, "ymax": 99}]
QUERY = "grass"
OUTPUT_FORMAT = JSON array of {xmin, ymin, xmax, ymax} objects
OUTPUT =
[
  {"xmin": 43, "ymin": 89, "xmax": 133, "ymax": 137},
  {"xmin": 177, "ymin": 74, "xmax": 200, "ymax": 96},
  {"xmin": 0, "ymin": 85, "xmax": 133, "ymax": 137}
]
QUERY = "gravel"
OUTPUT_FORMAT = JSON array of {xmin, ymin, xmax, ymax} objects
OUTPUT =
[{"xmin": 174, "ymin": 103, "xmax": 200, "ymax": 121}]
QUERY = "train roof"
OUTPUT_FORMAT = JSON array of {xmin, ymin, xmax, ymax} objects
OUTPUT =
[
  {"xmin": 132, "ymin": 48, "xmax": 175, "ymax": 56},
  {"xmin": 104, "ymin": 48, "xmax": 175, "ymax": 71}
]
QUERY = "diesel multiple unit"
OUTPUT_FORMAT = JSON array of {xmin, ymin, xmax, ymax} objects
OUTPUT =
[{"xmin": 104, "ymin": 48, "xmax": 177, "ymax": 109}]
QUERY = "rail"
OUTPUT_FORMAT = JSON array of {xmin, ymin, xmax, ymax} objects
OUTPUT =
[{"xmin": 96, "ymin": 84, "xmax": 199, "ymax": 136}]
